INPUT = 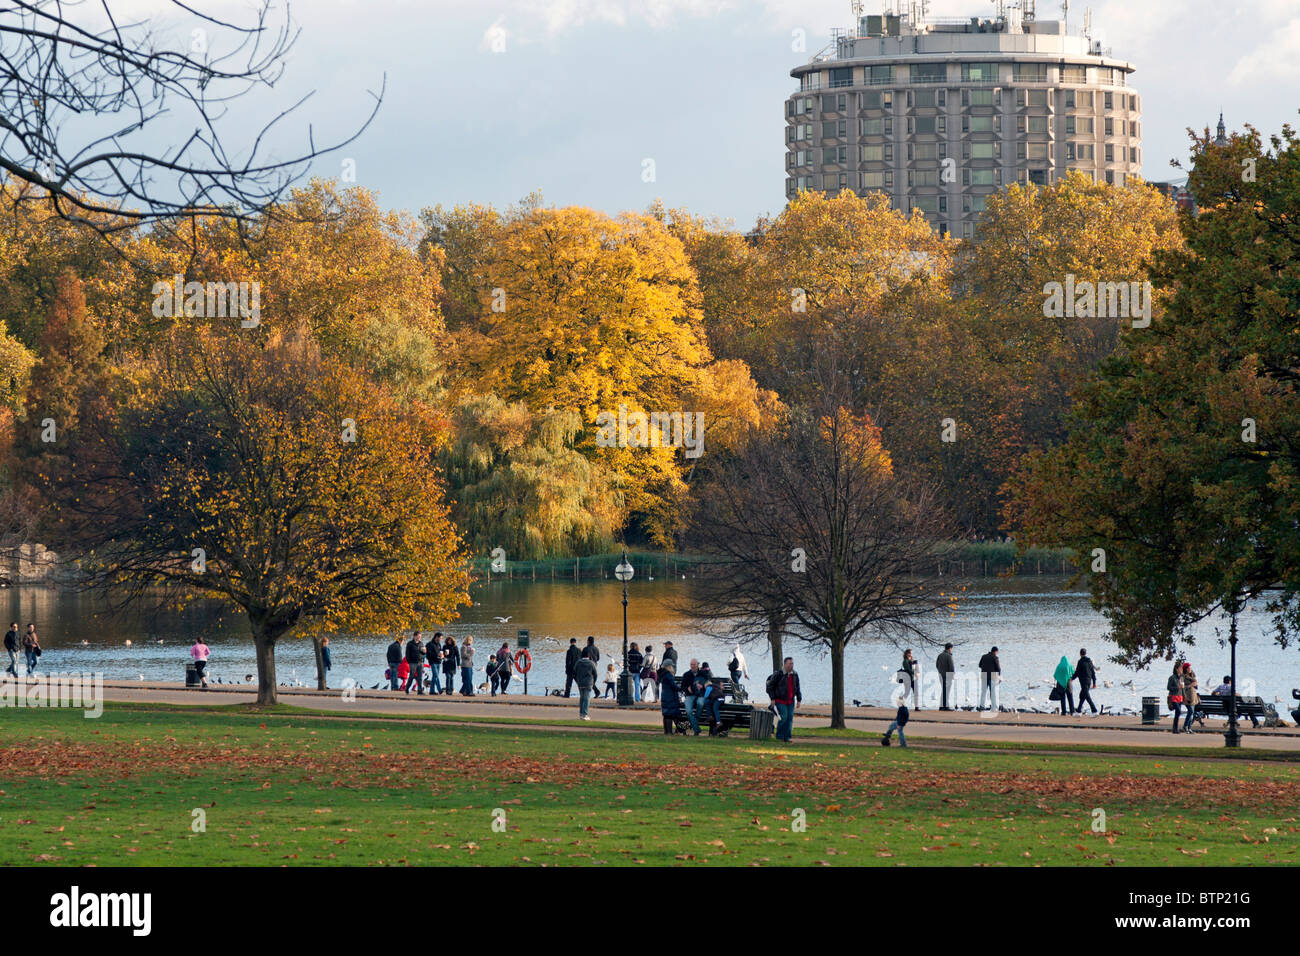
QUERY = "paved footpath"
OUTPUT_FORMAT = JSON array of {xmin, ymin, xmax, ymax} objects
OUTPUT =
[{"xmin": 80, "ymin": 679, "xmax": 1300, "ymax": 753}]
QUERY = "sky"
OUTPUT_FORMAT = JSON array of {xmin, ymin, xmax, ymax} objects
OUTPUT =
[{"xmin": 102, "ymin": 0, "xmax": 1300, "ymax": 229}]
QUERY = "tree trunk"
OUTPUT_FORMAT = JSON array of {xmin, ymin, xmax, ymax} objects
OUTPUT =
[
  {"xmin": 767, "ymin": 614, "xmax": 783, "ymax": 674},
  {"xmin": 313, "ymin": 637, "xmax": 326, "ymax": 691},
  {"xmin": 830, "ymin": 638, "xmax": 845, "ymax": 729},
  {"xmin": 254, "ymin": 630, "xmax": 278, "ymax": 705}
]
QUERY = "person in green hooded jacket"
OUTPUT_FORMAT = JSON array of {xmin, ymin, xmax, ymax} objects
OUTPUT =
[{"xmin": 1053, "ymin": 655, "xmax": 1075, "ymax": 716}]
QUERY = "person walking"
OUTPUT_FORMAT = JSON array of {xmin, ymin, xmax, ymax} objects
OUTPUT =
[
  {"xmin": 190, "ymin": 637, "xmax": 211, "ymax": 689},
  {"xmin": 681, "ymin": 659, "xmax": 704, "ymax": 735},
  {"xmin": 1053, "ymin": 655, "xmax": 1075, "ymax": 716},
  {"xmin": 564, "ymin": 638, "xmax": 581, "ymax": 698},
  {"xmin": 441, "ymin": 636, "xmax": 458, "ymax": 695},
  {"xmin": 486, "ymin": 654, "xmax": 500, "ymax": 695},
  {"xmin": 627, "ymin": 642, "xmax": 645, "ymax": 702},
  {"xmin": 319, "ymin": 636, "xmax": 332, "ymax": 689},
  {"xmin": 881, "ymin": 697, "xmax": 909, "ymax": 747},
  {"xmin": 427, "ymin": 633, "xmax": 443, "ymax": 694},
  {"xmin": 936, "ymin": 643, "xmax": 955, "ymax": 710},
  {"xmin": 769, "ymin": 657, "xmax": 802, "ymax": 742},
  {"xmin": 657, "ymin": 661, "xmax": 681, "ymax": 734},
  {"xmin": 574, "ymin": 648, "xmax": 598, "ymax": 720},
  {"xmin": 21, "ymin": 624, "xmax": 40, "ymax": 676},
  {"xmin": 977, "ymin": 646, "xmax": 1000, "ymax": 712},
  {"xmin": 728, "ymin": 644, "xmax": 749, "ymax": 691},
  {"xmin": 1181, "ymin": 662, "xmax": 1200, "ymax": 733},
  {"xmin": 603, "ymin": 660, "xmax": 618, "ymax": 699},
  {"xmin": 404, "ymin": 631, "xmax": 425, "ymax": 694},
  {"xmin": 899, "ymin": 649, "xmax": 919, "ymax": 709},
  {"xmin": 460, "ymin": 636, "xmax": 476, "ymax": 695},
  {"xmin": 1075, "ymin": 648, "xmax": 1098, "ymax": 714},
  {"xmin": 497, "ymin": 647, "xmax": 513, "ymax": 695},
  {"xmin": 641, "ymin": 645, "xmax": 659, "ymax": 703},
  {"xmin": 1167, "ymin": 661, "xmax": 1187, "ymax": 734},
  {"xmin": 386, "ymin": 635, "xmax": 403, "ymax": 690},
  {"xmin": 4, "ymin": 621, "xmax": 18, "ymax": 677}
]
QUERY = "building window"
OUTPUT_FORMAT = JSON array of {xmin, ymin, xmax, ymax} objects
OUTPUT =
[
  {"xmin": 1061, "ymin": 65, "xmax": 1086, "ymax": 84},
  {"xmin": 962, "ymin": 62, "xmax": 998, "ymax": 82},
  {"xmin": 1104, "ymin": 91, "xmax": 1113, "ymax": 110},
  {"xmin": 861, "ymin": 172, "xmax": 884, "ymax": 189},
  {"xmin": 911, "ymin": 62, "xmax": 946, "ymax": 84},
  {"xmin": 970, "ymin": 142, "xmax": 995, "ymax": 159},
  {"xmin": 1028, "ymin": 142, "xmax": 1049, "ymax": 160},
  {"xmin": 910, "ymin": 88, "xmax": 946, "ymax": 108},
  {"xmin": 914, "ymin": 197, "xmax": 939, "ymax": 213},
  {"xmin": 1028, "ymin": 116, "xmax": 1048, "ymax": 133},
  {"xmin": 963, "ymin": 88, "xmax": 996, "ymax": 107},
  {"xmin": 1105, "ymin": 117, "xmax": 1113, "ymax": 135},
  {"xmin": 1028, "ymin": 169, "xmax": 1049, "ymax": 185},
  {"xmin": 829, "ymin": 67, "xmax": 853, "ymax": 88},
  {"xmin": 868, "ymin": 64, "xmax": 894, "ymax": 85},
  {"xmin": 821, "ymin": 93, "xmax": 847, "ymax": 113},
  {"xmin": 913, "ymin": 116, "xmax": 937, "ymax": 134},
  {"xmin": 1105, "ymin": 144, "xmax": 1114, "ymax": 162},
  {"xmin": 822, "ymin": 120, "xmax": 846, "ymax": 138},
  {"xmin": 964, "ymin": 115, "xmax": 994, "ymax": 133},
  {"xmin": 964, "ymin": 169, "xmax": 995, "ymax": 186},
  {"xmin": 910, "ymin": 169, "xmax": 938, "ymax": 187},
  {"xmin": 823, "ymin": 146, "xmax": 846, "ymax": 164},
  {"xmin": 1014, "ymin": 63, "xmax": 1049, "ymax": 83},
  {"xmin": 862, "ymin": 145, "xmax": 884, "ymax": 162},
  {"xmin": 861, "ymin": 117, "xmax": 884, "ymax": 136},
  {"xmin": 912, "ymin": 142, "xmax": 940, "ymax": 160}
]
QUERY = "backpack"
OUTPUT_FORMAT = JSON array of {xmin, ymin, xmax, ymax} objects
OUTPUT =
[{"xmin": 766, "ymin": 671, "xmax": 782, "ymax": 698}]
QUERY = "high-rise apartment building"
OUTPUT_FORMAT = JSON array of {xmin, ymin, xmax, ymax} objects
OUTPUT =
[{"xmin": 785, "ymin": 7, "xmax": 1142, "ymax": 237}]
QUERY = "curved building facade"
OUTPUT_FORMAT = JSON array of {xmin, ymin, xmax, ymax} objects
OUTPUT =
[{"xmin": 785, "ymin": 11, "xmax": 1142, "ymax": 238}]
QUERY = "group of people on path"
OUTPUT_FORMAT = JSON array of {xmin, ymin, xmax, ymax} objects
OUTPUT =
[
  {"xmin": 4, "ymin": 622, "xmax": 40, "ymax": 677},
  {"xmin": 385, "ymin": 632, "xmax": 518, "ymax": 697},
  {"xmin": 900, "ymin": 644, "xmax": 1102, "ymax": 715}
]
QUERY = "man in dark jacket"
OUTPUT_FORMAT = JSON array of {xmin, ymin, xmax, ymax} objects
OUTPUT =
[
  {"xmin": 564, "ymin": 638, "xmax": 581, "ymax": 697},
  {"xmin": 3, "ymin": 622, "xmax": 17, "ymax": 677},
  {"xmin": 585, "ymin": 636, "xmax": 600, "ymax": 665},
  {"xmin": 936, "ymin": 644, "xmax": 955, "ymax": 710},
  {"xmin": 1075, "ymin": 648, "xmax": 1098, "ymax": 714},
  {"xmin": 977, "ymin": 646, "xmax": 1000, "ymax": 712},
  {"xmin": 386, "ymin": 637, "xmax": 404, "ymax": 691},
  {"xmin": 404, "ymin": 632, "xmax": 425, "ymax": 694},
  {"xmin": 626, "ymin": 642, "xmax": 645, "ymax": 702},
  {"xmin": 427, "ymin": 632, "xmax": 444, "ymax": 694},
  {"xmin": 769, "ymin": 658, "xmax": 802, "ymax": 742},
  {"xmin": 681, "ymin": 659, "xmax": 704, "ymax": 735},
  {"xmin": 662, "ymin": 641, "xmax": 678, "ymax": 670},
  {"xmin": 574, "ymin": 648, "xmax": 598, "ymax": 720}
]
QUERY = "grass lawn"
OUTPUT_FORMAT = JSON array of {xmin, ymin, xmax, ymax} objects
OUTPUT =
[{"xmin": 1, "ymin": 703, "xmax": 1298, "ymax": 866}]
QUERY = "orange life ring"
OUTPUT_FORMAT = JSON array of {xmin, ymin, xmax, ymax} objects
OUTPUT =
[{"xmin": 514, "ymin": 649, "xmax": 532, "ymax": 674}]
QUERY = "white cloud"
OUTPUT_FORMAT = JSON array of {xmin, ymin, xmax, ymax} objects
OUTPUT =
[{"xmin": 1227, "ymin": 17, "xmax": 1300, "ymax": 87}]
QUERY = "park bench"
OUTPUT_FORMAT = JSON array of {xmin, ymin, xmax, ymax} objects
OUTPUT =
[
  {"xmin": 1193, "ymin": 695, "xmax": 1277, "ymax": 728},
  {"xmin": 665, "ymin": 676, "xmax": 757, "ymax": 736}
]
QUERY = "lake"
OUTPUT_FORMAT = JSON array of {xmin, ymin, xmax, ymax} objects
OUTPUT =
[{"xmin": 5, "ymin": 576, "xmax": 1299, "ymax": 713}]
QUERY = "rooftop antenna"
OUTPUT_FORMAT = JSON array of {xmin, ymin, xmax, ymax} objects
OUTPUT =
[
  {"xmin": 1061, "ymin": 0, "xmax": 1068, "ymax": 31},
  {"xmin": 1024, "ymin": 0, "xmax": 1036, "ymax": 20},
  {"xmin": 1083, "ymin": 6, "xmax": 1092, "ymax": 41}
]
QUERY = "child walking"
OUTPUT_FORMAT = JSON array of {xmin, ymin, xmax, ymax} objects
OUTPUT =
[{"xmin": 881, "ymin": 698, "xmax": 909, "ymax": 747}]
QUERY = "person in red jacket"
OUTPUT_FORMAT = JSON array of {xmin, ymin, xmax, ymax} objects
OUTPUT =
[{"xmin": 768, "ymin": 657, "xmax": 802, "ymax": 742}]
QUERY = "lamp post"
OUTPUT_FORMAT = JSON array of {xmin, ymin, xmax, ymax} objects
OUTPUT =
[
  {"xmin": 615, "ymin": 552, "xmax": 634, "ymax": 707},
  {"xmin": 1225, "ymin": 599, "xmax": 1242, "ymax": 749}
]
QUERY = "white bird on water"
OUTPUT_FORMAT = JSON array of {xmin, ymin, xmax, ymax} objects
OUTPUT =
[
  {"xmin": 494, "ymin": 616, "xmax": 512, "ymax": 624},
  {"xmin": 124, "ymin": 639, "xmax": 132, "ymax": 647}
]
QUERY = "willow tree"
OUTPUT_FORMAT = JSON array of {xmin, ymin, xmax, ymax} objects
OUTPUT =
[{"xmin": 40, "ymin": 324, "xmax": 469, "ymax": 703}]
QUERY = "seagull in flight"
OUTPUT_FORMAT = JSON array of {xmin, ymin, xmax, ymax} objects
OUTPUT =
[{"xmin": 494, "ymin": 616, "xmax": 512, "ymax": 624}]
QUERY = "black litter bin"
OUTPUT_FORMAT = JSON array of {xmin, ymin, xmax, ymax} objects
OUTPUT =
[
  {"xmin": 185, "ymin": 661, "xmax": 199, "ymax": 688},
  {"xmin": 1141, "ymin": 696, "xmax": 1159, "ymax": 724},
  {"xmin": 749, "ymin": 707, "xmax": 774, "ymax": 740}
]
